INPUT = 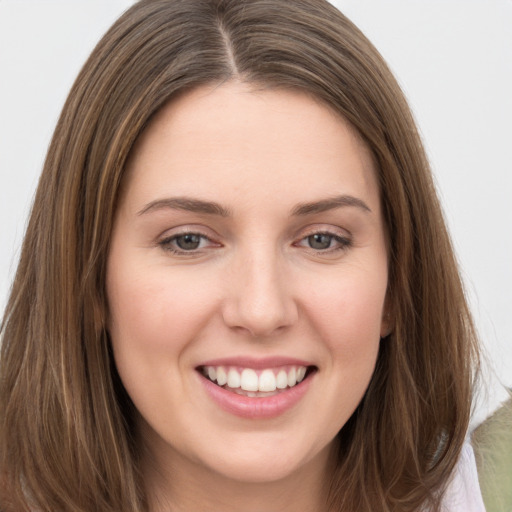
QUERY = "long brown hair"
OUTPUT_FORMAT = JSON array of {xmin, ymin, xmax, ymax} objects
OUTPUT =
[{"xmin": 0, "ymin": 1, "xmax": 480, "ymax": 510}]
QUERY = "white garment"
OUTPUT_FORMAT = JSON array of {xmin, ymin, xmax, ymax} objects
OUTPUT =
[{"xmin": 441, "ymin": 441, "xmax": 486, "ymax": 511}]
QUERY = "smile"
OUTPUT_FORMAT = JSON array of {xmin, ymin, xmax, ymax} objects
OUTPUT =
[
  {"xmin": 197, "ymin": 359, "xmax": 317, "ymax": 419},
  {"xmin": 201, "ymin": 365, "xmax": 308, "ymax": 396}
]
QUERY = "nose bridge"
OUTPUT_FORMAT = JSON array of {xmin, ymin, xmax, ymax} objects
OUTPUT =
[{"xmin": 222, "ymin": 242, "xmax": 297, "ymax": 337}]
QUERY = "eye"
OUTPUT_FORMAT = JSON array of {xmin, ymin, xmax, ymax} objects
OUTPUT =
[
  {"xmin": 307, "ymin": 233, "xmax": 335, "ymax": 250},
  {"xmin": 296, "ymin": 231, "xmax": 351, "ymax": 252},
  {"xmin": 173, "ymin": 233, "xmax": 203, "ymax": 250},
  {"xmin": 159, "ymin": 231, "xmax": 217, "ymax": 254}
]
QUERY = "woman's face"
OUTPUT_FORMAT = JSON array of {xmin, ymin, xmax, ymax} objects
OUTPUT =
[{"xmin": 107, "ymin": 82, "xmax": 389, "ymax": 487}]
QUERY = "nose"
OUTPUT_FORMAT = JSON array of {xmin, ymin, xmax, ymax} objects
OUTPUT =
[{"xmin": 221, "ymin": 249, "xmax": 298, "ymax": 338}]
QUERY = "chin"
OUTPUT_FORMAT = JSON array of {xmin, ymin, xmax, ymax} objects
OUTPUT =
[{"xmin": 188, "ymin": 429, "xmax": 333, "ymax": 485}]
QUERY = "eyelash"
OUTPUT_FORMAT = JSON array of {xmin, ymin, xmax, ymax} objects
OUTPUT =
[
  {"xmin": 158, "ymin": 231, "xmax": 215, "ymax": 255},
  {"xmin": 158, "ymin": 229, "xmax": 352, "ymax": 255},
  {"xmin": 294, "ymin": 232, "xmax": 352, "ymax": 253}
]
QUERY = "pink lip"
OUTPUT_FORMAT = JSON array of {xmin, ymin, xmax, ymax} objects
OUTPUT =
[
  {"xmin": 197, "ymin": 356, "xmax": 313, "ymax": 370},
  {"xmin": 197, "ymin": 367, "xmax": 315, "ymax": 420}
]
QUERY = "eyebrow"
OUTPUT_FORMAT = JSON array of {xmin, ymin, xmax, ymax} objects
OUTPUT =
[
  {"xmin": 137, "ymin": 194, "xmax": 371, "ymax": 218},
  {"xmin": 137, "ymin": 197, "xmax": 231, "ymax": 217},
  {"xmin": 291, "ymin": 195, "xmax": 372, "ymax": 215}
]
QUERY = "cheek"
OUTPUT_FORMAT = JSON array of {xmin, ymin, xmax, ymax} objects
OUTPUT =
[
  {"xmin": 107, "ymin": 263, "xmax": 219, "ymax": 356},
  {"xmin": 290, "ymin": 264, "xmax": 386, "ymax": 443},
  {"xmin": 106, "ymin": 264, "xmax": 221, "ymax": 421},
  {"xmin": 302, "ymin": 262, "xmax": 387, "ymax": 367}
]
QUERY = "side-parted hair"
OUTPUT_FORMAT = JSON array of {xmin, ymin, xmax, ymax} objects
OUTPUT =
[{"xmin": 0, "ymin": 1, "xmax": 479, "ymax": 511}]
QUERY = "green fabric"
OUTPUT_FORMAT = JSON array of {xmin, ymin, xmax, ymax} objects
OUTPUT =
[{"xmin": 473, "ymin": 396, "xmax": 512, "ymax": 512}]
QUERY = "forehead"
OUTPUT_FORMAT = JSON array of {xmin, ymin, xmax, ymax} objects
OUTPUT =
[{"xmin": 123, "ymin": 81, "xmax": 379, "ymax": 211}]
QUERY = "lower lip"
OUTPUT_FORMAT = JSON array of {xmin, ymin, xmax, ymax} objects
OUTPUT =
[{"xmin": 199, "ymin": 372, "xmax": 314, "ymax": 419}]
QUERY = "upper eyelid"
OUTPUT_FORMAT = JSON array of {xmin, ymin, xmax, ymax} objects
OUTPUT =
[
  {"xmin": 295, "ymin": 224, "xmax": 351, "ymax": 239},
  {"xmin": 155, "ymin": 224, "xmax": 351, "ymax": 244},
  {"xmin": 158, "ymin": 232, "xmax": 219, "ymax": 255},
  {"xmin": 295, "ymin": 232, "xmax": 350, "ymax": 246},
  {"xmin": 294, "ymin": 225, "xmax": 352, "ymax": 248},
  {"xmin": 157, "ymin": 228, "xmax": 219, "ymax": 252},
  {"xmin": 158, "ymin": 225, "xmax": 217, "ymax": 240},
  {"xmin": 160, "ymin": 232, "xmax": 215, "ymax": 245}
]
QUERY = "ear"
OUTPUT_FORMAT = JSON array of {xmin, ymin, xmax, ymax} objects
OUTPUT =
[{"xmin": 380, "ymin": 295, "xmax": 393, "ymax": 339}]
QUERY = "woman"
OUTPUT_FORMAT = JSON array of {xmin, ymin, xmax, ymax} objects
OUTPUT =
[{"xmin": 0, "ymin": 0, "xmax": 483, "ymax": 510}]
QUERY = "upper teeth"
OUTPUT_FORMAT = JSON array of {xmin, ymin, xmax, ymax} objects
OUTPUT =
[{"xmin": 203, "ymin": 366, "xmax": 307, "ymax": 392}]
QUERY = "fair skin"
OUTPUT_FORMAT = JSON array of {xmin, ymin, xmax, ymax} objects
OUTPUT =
[{"xmin": 107, "ymin": 81, "xmax": 389, "ymax": 511}]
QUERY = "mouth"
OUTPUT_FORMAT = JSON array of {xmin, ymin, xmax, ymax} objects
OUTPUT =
[{"xmin": 197, "ymin": 364, "xmax": 317, "ymax": 398}]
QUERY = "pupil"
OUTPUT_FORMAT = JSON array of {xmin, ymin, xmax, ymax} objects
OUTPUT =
[
  {"xmin": 177, "ymin": 234, "xmax": 201, "ymax": 250},
  {"xmin": 309, "ymin": 234, "xmax": 332, "ymax": 250}
]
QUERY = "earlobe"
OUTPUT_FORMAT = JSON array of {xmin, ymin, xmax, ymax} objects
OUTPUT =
[
  {"xmin": 380, "ymin": 328, "xmax": 392, "ymax": 339},
  {"xmin": 380, "ymin": 322, "xmax": 391, "ymax": 339},
  {"xmin": 380, "ymin": 298, "xmax": 393, "ymax": 339}
]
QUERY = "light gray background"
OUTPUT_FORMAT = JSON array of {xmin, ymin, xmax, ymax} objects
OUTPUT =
[{"xmin": 1, "ymin": 0, "xmax": 511, "ymax": 424}]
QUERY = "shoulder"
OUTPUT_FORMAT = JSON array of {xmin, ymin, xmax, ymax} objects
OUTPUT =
[{"xmin": 441, "ymin": 440, "xmax": 486, "ymax": 512}]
